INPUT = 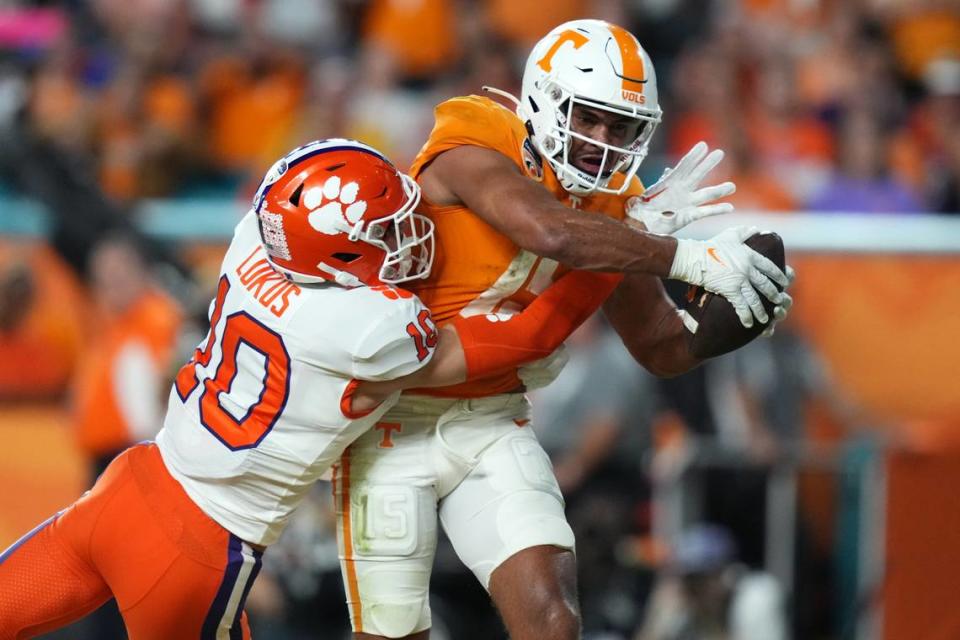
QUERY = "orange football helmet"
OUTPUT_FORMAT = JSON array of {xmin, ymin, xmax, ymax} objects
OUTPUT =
[{"xmin": 252, "ymin": 139, "xmax": 434, "ymax": 287}]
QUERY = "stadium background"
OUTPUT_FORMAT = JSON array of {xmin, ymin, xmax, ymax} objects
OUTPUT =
[{"xmin": 0, "ymin": 0, "xmax": 958, "ymax": 638}]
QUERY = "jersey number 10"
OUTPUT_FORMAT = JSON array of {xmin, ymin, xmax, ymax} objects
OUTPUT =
[{"xmin": 174, "ymin": 276, "xmax": 291, "ymax": 450}]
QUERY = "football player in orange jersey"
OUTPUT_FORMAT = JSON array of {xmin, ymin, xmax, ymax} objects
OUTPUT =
[
  {"xmin": 331, "ymin": 20, "xmax": 794, "ymax": 640},
  {"xmin": 0, "ymin": 140, "xmax": 613, "ymax": 640}
]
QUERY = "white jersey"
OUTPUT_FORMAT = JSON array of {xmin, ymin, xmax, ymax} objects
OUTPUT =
[{"xmin": 157, "ymin": 211, "xmax": 436, "ymax": 546}]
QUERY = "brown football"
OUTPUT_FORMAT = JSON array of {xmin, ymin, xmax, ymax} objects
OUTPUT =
[{"xmin": 684, "ymin": 232, "xmax": 786, "ymax": 359}]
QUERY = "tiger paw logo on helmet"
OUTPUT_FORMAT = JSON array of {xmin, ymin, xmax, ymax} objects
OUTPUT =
[
  {"xmin": 251, "ymin": 138, "xmax": 434, "ymax": 286},
  {"xmin": 305, "ymin": 176, "xmax": 368, "ymax": 235}
]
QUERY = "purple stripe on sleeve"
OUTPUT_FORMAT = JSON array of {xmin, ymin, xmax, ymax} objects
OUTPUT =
[{"xmin": 0, "ymin": 513, "xmax": 59, "ymax": 565}]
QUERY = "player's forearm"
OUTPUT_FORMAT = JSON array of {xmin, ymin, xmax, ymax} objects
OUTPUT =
[
  {"xmin": 632, "ymin": 318, "xmax": 702, "ymax": 378},
  {"xmin": 432, "ymin": 146, "xmax": 678, "ymax": 276},
  {"xmin": 392, "ymin": 326, "xmax": 469, "ymax": 390},
  {"xmin": 603, "ymin": 274, "xmax": 703, "ymax": 378},
  {"xmin": 486, "ymin": 184, "xmax": 678, "ymax": 275},
  {"xmin": 452, "ymin": 270, "xmax": 621, "ymax": 379},
  {"xmin": 531, "ymin": 208, "xmax": 678, "ymax": 276},
  {"xmin": 350, "ymin": 327, "xmax": 468, "ymax": 412}
]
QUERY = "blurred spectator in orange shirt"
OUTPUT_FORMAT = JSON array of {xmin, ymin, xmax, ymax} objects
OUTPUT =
[
  {"xmin": 291, "ymin": 57, "xmax": 352, "ymax": 160},
  {"xmin": 723, "ymin": 131, "xmax": 798, "ymax": 212},
  {"xmin": 441, "ymin": 30, "xmax": 521, "ymax": 101},
  {"xmin": 96, "ymin": 62, "xmax": 198, "ymax": 201},
  {"xmin": 482, "ymin": 0, "xmax": 587, "ymax": 47},
  {"xmin": 793, "ymin": 8, "xmax": 861, "ymax": 114},
  {"xmin": 27, "ymin": 33, "xmax": 96, "ymax": 157},
  {"xmin": 0, "ymin": 243, "xmax": 87, "ymax": 401},
  {"xmin": 71, "ymin": 233, "xmax": 182, "ymax": 479},
  {"xmin": 340, "ymin": 45, "xmax": 436, "ymax": 171},
  {"xmin": 744, "ymin": 56, "xmax": 835, "ymax": 203},
  {"xmin": 668, "ymin": 40, "xmax": 738, "ymax": 155},
  {"xmin": 200, "ymin": 48, "xmax": 307, "ymax": 180},
  {"xmin": 792, "ymin": 6, "xmax": 907, "ymax": 123},
  {"xmin": 668, "ymin": 38, "xmax": 814, "ymax": 209},
  {"xmin": 880, "ymin": 0, "xmax": 960, "ymax": 81},
  {"xmin": 362, "ymin": 0, "xmax": 462, "ymax": 81}
]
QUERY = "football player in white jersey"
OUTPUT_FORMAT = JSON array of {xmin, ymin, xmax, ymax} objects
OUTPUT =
[{"xmin": 0, "ymin": 139, "xmax": 610, "ymax": 639}]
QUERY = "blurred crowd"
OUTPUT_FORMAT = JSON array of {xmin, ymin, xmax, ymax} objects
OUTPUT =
[
  {"xmin": 0, "ymin": 0, "xmax": 958, "ymax": 639},
  {"xmin": 0, "ymin": 0, "xmax": 957, "ymax": 212}
]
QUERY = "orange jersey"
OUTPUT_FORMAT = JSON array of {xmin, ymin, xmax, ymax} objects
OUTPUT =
[
  {"xmin": 408, "ymin": 95, "xmax": 643, "ymax": 397},
  {"xmin": 72, "ymin": 289, "xmax": 182, "ymax": 457}
]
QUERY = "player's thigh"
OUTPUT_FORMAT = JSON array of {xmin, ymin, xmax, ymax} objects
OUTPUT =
[
  {"xmin": 91, "ymin": 443, "xmax": 262, "ymax": 639},
  {"xmin": 120, "ymin": 534, "xmax": 262, "ymax": 640},
  {"xmin": 0, "ymin": 515, "xmax": 111, "ymax": 639},
  {"xmin": 334, "ymin": 427, "xmax": 440, "ymax": 639},
  {"xmin": 0, "ymin": 446, "xmax": 145, "ymax": 639},
  {"xmin": 439, "ymin": 426, "xmax": 575, "ymax": 590}
]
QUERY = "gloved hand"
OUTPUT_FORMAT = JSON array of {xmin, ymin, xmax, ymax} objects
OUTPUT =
[
  {"xmin": 626, "ymin": 141, "xmax": 735, "ymax": 235},
  {"xmin": 518, "ymin": 346, "xmax": 569, "ymax": 391},
  {"xmin": 670, "ymin": 226, "xmax": 789, "ymax": 328},
  {"xmin": 761, "ymin": 266, "xmax": 796, "ymax": 337}
]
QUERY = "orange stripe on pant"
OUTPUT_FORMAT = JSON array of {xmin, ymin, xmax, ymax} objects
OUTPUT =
[
  {"xmin": 0, "ymin": 443, "xmax": 259, "ymax": 640},
  {"xmin": 338, "ymin": 449, "xmax": 364, "ymax": 633}
]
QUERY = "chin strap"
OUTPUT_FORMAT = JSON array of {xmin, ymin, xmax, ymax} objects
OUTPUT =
[
  {"xmin": 315, "ymin": 262, "xmax": 365, "ymax": 288},
  {"xmin": 482, "ymin": 86, "xmax": 522, "ymax": 112}
]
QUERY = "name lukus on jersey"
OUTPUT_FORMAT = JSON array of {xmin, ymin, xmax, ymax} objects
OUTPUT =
[{"xmin": 235, "ymin": 245, "xmax": 302, "ymax": 317}]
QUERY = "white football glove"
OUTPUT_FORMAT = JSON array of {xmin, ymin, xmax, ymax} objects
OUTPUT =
[
  {"xmin": 670, "ymin": 226, "xmax": 789, "ymax": 328},
  {"xmin": 626, "ymin": 141, "xmax": 736, "ymax": 235},
  {"xmin": 518, "ymin": 346, "xmax": 569, "ymax": 391},
  {"xmin": 761, "ymin": 266, "xmax": 796, "ymax": 337}
]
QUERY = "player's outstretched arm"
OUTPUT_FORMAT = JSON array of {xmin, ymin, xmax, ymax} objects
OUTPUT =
[
  {"xmin": 421, "ymin": 147, "xmax": 785, "ymax": 327},
  {"xmin": 419, "ymin": 145, "xmax": 678, "ymax": 275},
  {"xmin": 350, "ymin": 270, "xmax": 622, "ymax": 412}
]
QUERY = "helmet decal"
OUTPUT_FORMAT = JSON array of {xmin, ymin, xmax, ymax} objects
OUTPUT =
[
  {"xmin": 607, "ymin": 24, "xmax": 647, "ymax": 93},
  {"xmin": 259, "ymin": 210, "xmax": 292, "ymax": 261},
  {"xmin": 251, "ymin": 139, "xmax": 433, "ymax": 287},
  {"xmin": 521, "ymin": 138, "xmax": 544, "ymax": 181},
  {"xmin": 304, "ymin": 176, "xmax": 368, "ymax": 235},
  {"xmin": 536, "ymin": 29, "xmax": 589, "ymax": 73}
]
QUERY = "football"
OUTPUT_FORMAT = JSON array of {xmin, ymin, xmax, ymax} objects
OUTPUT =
[{"xmin": 684, "ymin": 232, "xmax": 786, "ymax": 359}]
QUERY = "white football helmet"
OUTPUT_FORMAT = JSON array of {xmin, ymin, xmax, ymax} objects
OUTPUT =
[{"xmin": 506, "ymin": 20, "xmax": 663, "ymax": 195}]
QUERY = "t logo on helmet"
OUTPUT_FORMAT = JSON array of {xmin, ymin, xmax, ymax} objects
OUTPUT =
[{"xmin": 536, "ymin": 30, "xmax": 589, "ymax": 73}]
